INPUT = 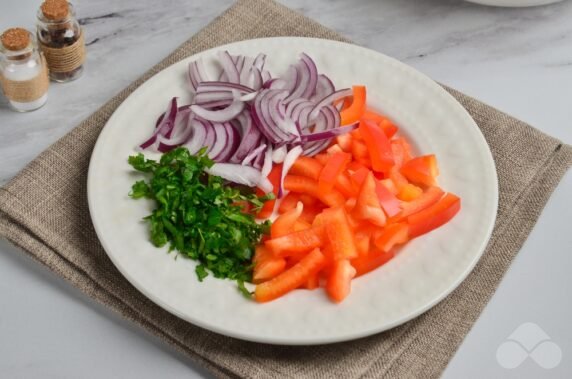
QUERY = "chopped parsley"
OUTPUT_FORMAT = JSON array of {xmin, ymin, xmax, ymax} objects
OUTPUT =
[{"xmin": 128, "ymin": 147, "xmax": 272, "ymax": 290}]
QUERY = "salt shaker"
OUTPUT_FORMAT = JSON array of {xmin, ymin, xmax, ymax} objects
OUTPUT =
[
  {"xmin": 37, "ymin": 0, "xmax": 85, "ymax": 82},
  {"xmin": 0, "ymin": 28, "xmax": 49, "ymax": 112}
]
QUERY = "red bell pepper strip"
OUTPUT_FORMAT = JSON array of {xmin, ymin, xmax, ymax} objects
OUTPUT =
[
  {"xmin": 323, "ymin": 207, "xmax": 358, "ymax": 261},
  {"xmin": 265, "ymin": 225, "xmax": 327, "ymax": 257},
  {"xmin": 374, "ymin": 179, "xmax": 402, "ymax": 217},
  {"xmin": 271, "ymin": 202, "xmax": 303, "ymax": 239},
  {"xmin": 255, "ymin": 248, "xmax": 326, "ymax": 303},
  {"xmin": 326, "ymin": 259, "xmax": 356, "ymax": 303},
  {"xmin": 400, "ymin": 154, "xmax": 439, "ymax": 187},
  {"xmin": 318, "ymin": 152, "xmax": 351, "ymax": 197},
  {"xmin": 407, "ymin": 193, "xmax": 461, "ymax": 237},
  {"xmin": 284, "ymin": 175, "xmax": 345, "ymax": 207},
  {"xmin": 351, "ymin": 249, "xmax": 395, "ymax": 277},
  {"xmin": 373, "ymin": 223, "xmax": 409, "ymax": 252},
  {"xmin": 359, "ymin": 120, "xmax": 394, "ymax": 173},
  {"xmin": 398, "ymin": 186, "xmax": 444, "ymax": 219},
  {"xmin": 340, "ymin": 86, "xmax": 366, "ymax": 126},
  {"xmin": 289, "ymin": 156, "xmax": 323, "ymax": 181},
  {"xmin": 353, "ymin": 172, "xmax": 386, "ymax": 227}
]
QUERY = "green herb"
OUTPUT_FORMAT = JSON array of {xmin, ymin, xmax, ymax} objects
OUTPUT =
[{"xmin": 128, "ymin": 147, "xmax": 273, "ymax": 291}]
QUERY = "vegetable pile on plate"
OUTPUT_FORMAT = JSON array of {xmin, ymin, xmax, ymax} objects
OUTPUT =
[{"xmin": 131, "ymin": 51, "xmax": 461, "ymax": 304}]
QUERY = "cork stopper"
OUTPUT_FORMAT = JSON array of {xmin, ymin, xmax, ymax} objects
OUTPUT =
[
  {"xmin": 1, "ymin": 28, "xmax": 31, "ymax": 51},
  {"xmin": 41, "ymin": 0, "xmax": 70, "ymax": 21}
]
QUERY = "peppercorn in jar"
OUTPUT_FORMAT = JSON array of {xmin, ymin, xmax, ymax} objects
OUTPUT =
[{"xmin": 36, "ymin": 0, "xmax": 85, "ymax": 82}]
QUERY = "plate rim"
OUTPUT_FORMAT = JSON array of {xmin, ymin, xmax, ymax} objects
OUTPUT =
[{"xmin": 87, "ymin": 36, "xmax": 499, "ymax": 345}]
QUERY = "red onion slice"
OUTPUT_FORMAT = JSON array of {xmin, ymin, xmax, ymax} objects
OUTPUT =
[
  {"xmin": 299, "ymin": 53, "xmax": 318, "ymax": 99},
  {"xmin": 190, "ymin": 100, "xmax": 245, "ymax": 123},
  {"xmin": 183, "ymin": 118, "xmax": 208, "ymax": 155},
  {"xmin": 206, "ymin": 163, "xmax": 263, "ymax": 189},
  {"xmin": 241, "ymin": 144, "xmax": 267, "ymax": 166},
  {"xmin": 218, "ymin": 51, "xmax": 240, "ymax": 84},
  {"xmin": 229, "ymin": 112, "xmax": 262, "ymax": 163},
  {"xmin": 278, "ymin": 145, "xmax": 303, "ymax": 198},
  {"xmin": 308, "ymin": 88, "xmax": 352, "ymax": 122},
  {"xmin": 213, "ymin": 122, "xmax": 241, "ymax": 162},
  {"xmin": 139, "ymin": 97, "xmax": 178, "ymax": 150},
  {"xmin": 188, "ymin": 59, "xmax": 209, "ymax": 92},
  {"xmin": 311, "ymin": 74, "xmax": 335, "ymax": 102}
]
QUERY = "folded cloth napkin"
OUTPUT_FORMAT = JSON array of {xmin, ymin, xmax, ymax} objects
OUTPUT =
[{"xmin": 1, "ymin": 0, "xmax": 570, "ymax": 378}]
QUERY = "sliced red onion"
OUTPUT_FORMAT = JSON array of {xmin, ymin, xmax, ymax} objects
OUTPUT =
[
  {"xmin": 206, "ymin": 163, "xmax": 263, "ymax": 188},
  {"xmin": 240, "ymin": 57, "xmax": 254, "ymax": 85},
  {"xmin": 299, "ymin": 53, "xmax": 318, "ymax": 99},
  {"xmin": 253, "ymin": 53, "xmax": 266, "ymax": 71},
  {"xmin": 272, "ymin": 145, "xmax": 287, "ymax": 163},
  {"xmin": 252, "ymin": 89, "xmax": 296, "ymax": 143},
  {"xmin": 237, "ymin": 91, "xmax": 258, "ymax": 102},
  {"xmin": 188, "ymin": 59, "xmax": 209, "ymax": 92},
  {"xmin": 311, "ymin": 74, "xmax": 335, "ymax": 102},
  {"xmin": 300, "ymin": 123, "xmax": 357, "ymax": 143},
  {"xmin": 139, "ymin": 97, "xmax": 178, "ymax": 150},
  {"xmin": 284, "ymin": 62, "xmax": 307, "ymax": 102},
  {"xmin": 208, "ymin": 123, "xmax": 229, "ymax": 159},
  {"xmin": 252, "ymin": 150, "xmax": 265, "ymax": 170},
  {"xmin": 241, "ymin": 144, "xmax": 267, "ymax": 166},
  {"xmin": 261, "ymin": 145, "xmax": 273, "ymax": 180},
  {"xmin": 196, "ymin": 81, "xmax": 254, "ymax": 93},
  {"xmin": 213, "ymin": 122, "xmax": 241, "ymax": 162},
  {"xmin": 203, "ymin": 121, "xmax": 216, "ymax": 154},
  {"xmin": 218, "ymin": 51, "xmax": 240, "ymax": 84},
  {"xmin": 278, "ymin": 145, "xmax": 303, "ymax": 198},
  {"xmin": 157, "ymin": 112, "xmax": 193, "ymax": 152},
  {"xmin": 190, "ymin": 100, "xmax": 245, "ymax": 123},
  {"xmin": 229, "ymin": 112, "xmax": 262, "ymax": 163},
  {"xmin": 308, "ymin": 88, "xmax": 352, "ymax": 122},
  {"xmin": 183, "ymin": 118, "xmax": 208, "ymax": 155}
]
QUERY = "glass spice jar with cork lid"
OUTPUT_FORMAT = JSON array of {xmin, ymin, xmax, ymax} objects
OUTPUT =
[
  {"xmin": 0, "ymin": 28, "xmax": 49, "ymax": 112},
  {"xmin": 37, "ymin": 0, "xmax": 85, "ymax": 82}
]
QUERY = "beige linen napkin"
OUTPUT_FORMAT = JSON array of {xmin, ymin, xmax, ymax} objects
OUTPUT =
[{"xmin": 1, "ymin": 0, "xmax": 571, "ymax": 378}]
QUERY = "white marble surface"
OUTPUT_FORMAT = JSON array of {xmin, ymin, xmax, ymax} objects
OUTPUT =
[{"xmin": 0, "ymin": 0, "xmax": 571, "ymax": 378}]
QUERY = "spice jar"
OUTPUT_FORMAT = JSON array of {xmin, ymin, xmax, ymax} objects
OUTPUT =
[
  {"xmin": 0, "ymin": 28, "xmax": 49, "ymax": 112},
  {"xmin": 37, "ymin": 0, "xmax": 85, "ymax": 82}
]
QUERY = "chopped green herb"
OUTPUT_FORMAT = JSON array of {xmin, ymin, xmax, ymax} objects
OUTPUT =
[{"xmin": 128, "ymin": 147, "xmax": 272, "ymax": 292}]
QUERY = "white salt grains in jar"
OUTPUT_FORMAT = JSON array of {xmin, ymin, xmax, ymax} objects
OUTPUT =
[{"xmin": 0, "ymin": 28, "xmax": 49, "ymax": 112}]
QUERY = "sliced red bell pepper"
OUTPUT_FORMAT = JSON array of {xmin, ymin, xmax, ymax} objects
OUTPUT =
[
  {"xmin": 323, "ymin": 207, "xmax": 358, "ymax": 261},
  {"xmin": 278, "ymin": 192, "xmax": 300, "ymax": 214},
  {"xmin": 351, "ymin": 249, "xmax": 395, "ymax": 277},
  {"xmin": 374, "ymin": 179, "xmax": 402, "ymax": 217},
  {"xmin": 350, "ymin": 167, "xmax": 370, "ymax": 192},
  {"xmin": 326, "ymin": 259, "xmax": 356, "ymax": 303},
  {"xmin": 351, "ymin": 138, "xmax": 369, "ymax": 161},
  {"xmin": 318, "ymin": 152, "xmax": 351, "ymax": 197},
  {"xmin": 289, "ymin": 156, "xmax": 323, "ymax": 181},
  {"xmin": 397, "ymin": 183, "xmax": 423, "ymax": 201},
  {"xmin": 353, "ymin": 172, "xmax": 386, "ymax": 227},
  {"xmin": 362, "ymin": 110, "xmax": 398, "ymax": 139},
  {"xmin": 373, "ymin": 223, "xmax": 409, "ymax": 252},
  {"xmin": 400, "ymin": 154, "xmax": 439, "ymax": 187},
  {"xmin": 407, "ymin": 193, "xmax": 461, "ymax": 237},
  {"xmin": 265, "ymin": 225, "xmax": 327, "ymax": 257},
  {"xmin": 253, "ymin": 245, "xmax": 287, "ymax": 284},
  {"xmin": 389, "ymin": 166, "xmax": 409, "ymax": 191},
  {"xmin": 379, "ymin": 178, "xmax": 398, "ymax": 195},
  {"xmin": 284, "ymin": 175, "xmax": 345, "ymax": 207},
  {"xmin": 359, "ymin": 120, "xmax": 394, "ymax": 173},
  {"xmin": 271, "ymin": 201, "xmax": 303, "ymax": 239},
  {"xmin": 335, "ymin": 171, "xmax": 357, "ymax": 198},
  {"xmin": 398, "ymin": 186, "xmax": 444, "ymax": 219},
  {"xmin": 327, "ymin": 144, "xmax": 344, "ymax": 155},
  {"xmin": 255, "ymin": 248, "xmax": 326, "ymax": 303},
  {"xmin": 256, "ymin": 164, "xmax": 282, "ymax": 219},
  {"xmin": 340, "ymin": 86, "xmax": 366, "ymax": 126},
  {"xmin": 336, "ymin": 133, "xmax": 352, "ymax": 152}
]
